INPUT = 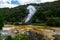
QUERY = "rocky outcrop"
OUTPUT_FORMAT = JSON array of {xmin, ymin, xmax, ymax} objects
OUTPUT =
[
  {"xmin": 53, "ymin": 35, "xmax": 60, "ymax": 40},
  {"xmin": 27, "ymin": 31, "xmax": 54, "ymax": 40}
]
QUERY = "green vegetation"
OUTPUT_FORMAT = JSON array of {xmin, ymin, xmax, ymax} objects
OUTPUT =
[
  {"xmin": 0, "ymin": 33, "xmax": 2, "ymax": 40},
  {"xmin": 0, "ymin": 0, "xmax": 60, "ymax": 26},
  {"xmin": 0, "ymin": 9, "xmax": 4, "ymax": 29},
  {"xmin": 5, "ymin": 35, "xmax": 13, "ymax": 40},
  {"xmin": 46, "ymin": 17, "xmax": 60, "ymax": 26},
  {"xmin": 5, "ymin": 34, "xmax": 28, "ymax": 40}
]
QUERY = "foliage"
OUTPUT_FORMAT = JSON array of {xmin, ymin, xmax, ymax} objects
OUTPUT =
[
  {"xmin": 0, "ymin": 9, "xmax": 4, "ymax": 29},
  {"xmin": 46, "ymin": 17, "xmax": 60, "ymax": 26},
  {"xmin": 5, "ymin": 34, "xmax": 28, "ymax": 40},
  {"xmin": 5, "ymin": 35, "xmax": 13, "ymax": 40}
]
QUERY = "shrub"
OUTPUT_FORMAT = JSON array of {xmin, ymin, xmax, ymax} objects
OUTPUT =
[
  {"xmin": 46, "ymin": 17, "xmax": 60, "ymax": 26},
  {"xmin": 5, "ymin": 35, "xmax": 13, "ymax": 40},
  {"xmin": 5, "ymin": 34, "xmax": 28, "ymax": 40}
]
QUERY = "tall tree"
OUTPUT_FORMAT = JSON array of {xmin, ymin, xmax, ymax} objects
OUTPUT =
[{"xmin": 0, "ymin": 9, "xmax": 4, "ymax": 29}]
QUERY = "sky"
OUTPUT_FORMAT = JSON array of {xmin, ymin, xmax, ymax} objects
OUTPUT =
[{"xmin": 0, "ymin": 0, "xmax": 57, "ymax": 8}]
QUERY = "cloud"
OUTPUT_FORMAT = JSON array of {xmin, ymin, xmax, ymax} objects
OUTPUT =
[
  {"xmin": 0, "ymin": 0, "xmax": 19, "ymax": 8},
  {"xmin": 17, "ymin": 0, "xmax": 57, "ymax": 5},
  {"xmin": 0, "ymin": 0, "xmax": 57, "ymax": 8},
  {"xmin": 0, "ymin": 4, "xmax": 18, "ymax": 8},
  {"xmin": 41, "ymin": 0, "xmax": 57, "ymax": 3}
]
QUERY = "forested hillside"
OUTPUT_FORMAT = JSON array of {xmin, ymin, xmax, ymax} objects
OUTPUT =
[
  {"xmin": 1, "ymin": 0, "xmax": 60, "ymax": 26},
  {"xmin": 0, "ymin": 9, "xmax": 4, "ymax": 29}
]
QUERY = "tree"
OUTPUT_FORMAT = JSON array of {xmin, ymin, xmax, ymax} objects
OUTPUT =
[
  {"xmin": 0, "ymin": 9, "xmax": 4, "ymax": 29},
  {"xmin": 46, "ymin": 17, "xmax": 60, "ymax": 26}
]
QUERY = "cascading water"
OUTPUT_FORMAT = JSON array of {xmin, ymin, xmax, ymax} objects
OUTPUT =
[{"xmin": 24, "ymin": 5, "xmax": 36, "ymax": 23}]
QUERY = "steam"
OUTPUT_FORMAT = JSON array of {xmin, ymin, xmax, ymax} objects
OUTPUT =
[{"xmin": 24, "ymin": 5, "xmax": 36, "ymax": 23}]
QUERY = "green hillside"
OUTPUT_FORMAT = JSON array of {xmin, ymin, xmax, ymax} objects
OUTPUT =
[{"xmin": 1, "ymin": 0, "xmax": 60, "ymax": 26}]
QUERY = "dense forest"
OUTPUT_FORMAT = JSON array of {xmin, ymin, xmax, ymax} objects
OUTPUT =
[
  {"xmin": 0, "ymin": 9, "xmax": 4, "ymax": 29},
  {"xmin": 0, "ymin": 0, "xmax": 60, "ymax": 27}
]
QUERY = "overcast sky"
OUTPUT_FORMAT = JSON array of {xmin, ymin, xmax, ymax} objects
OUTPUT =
[{"xmin": 0, "ymin": 0, "xmax": 57, "ymax": 8}]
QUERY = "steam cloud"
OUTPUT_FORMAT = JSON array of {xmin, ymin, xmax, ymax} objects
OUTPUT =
[{"xmin": 24, "ymin": 5, "xmax": 36, "ymax": 23}]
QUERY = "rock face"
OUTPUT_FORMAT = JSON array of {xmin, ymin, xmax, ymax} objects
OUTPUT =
[
  {"xmin": 53, "ymin": 35, "xmax": 60, "ymax": 40},
  {"xmin": 1, "ymin": 25, "xmax": 60, "ymax": 40},
  {"xmin": 27, "ymin": 31, "xmax": 54, "ymax": 40},
  {"xmin": 27, "ymin": 31, "xmax": 60, "ymax": 40}
]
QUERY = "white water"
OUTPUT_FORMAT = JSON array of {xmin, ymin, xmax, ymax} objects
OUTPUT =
[{"xmin": 24, "ymin": 5, "xmax": 36, "ymax": 23}]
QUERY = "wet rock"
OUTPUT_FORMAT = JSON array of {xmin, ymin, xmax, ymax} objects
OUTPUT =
[
  {"xmin": 27, "ymin": 31, "xmax": 49, "ymax": 40},
  {"xmin": 53, "ymin": 35, "xmax": 60, "ymax": 40}
]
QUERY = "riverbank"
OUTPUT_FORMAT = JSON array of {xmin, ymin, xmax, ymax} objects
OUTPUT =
[{"xmin": 0, "ymin": 24, "xmax": 60, "ymax": 40}]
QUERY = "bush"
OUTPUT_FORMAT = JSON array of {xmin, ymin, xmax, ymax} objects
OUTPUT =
[
  {"xmin": 5, "ymin": 35, "xmax": 13, "ymax": 40},
  {"xmin": 5, "ymin": 34, "xmax": 28, "ymax": 40},
  {"xmin": 46, "ymin": 17, "xmax": 60, "ymax": 26}
]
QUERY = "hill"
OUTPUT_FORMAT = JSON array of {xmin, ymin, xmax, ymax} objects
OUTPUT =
[{"xmin": 0, "ymin": 0, "xmax": 60, "ymax": 26}]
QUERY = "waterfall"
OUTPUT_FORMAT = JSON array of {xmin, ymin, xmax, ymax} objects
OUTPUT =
[{"xmin": 24, "ymin": 5, "xmax": 36, "ymax": 23}]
